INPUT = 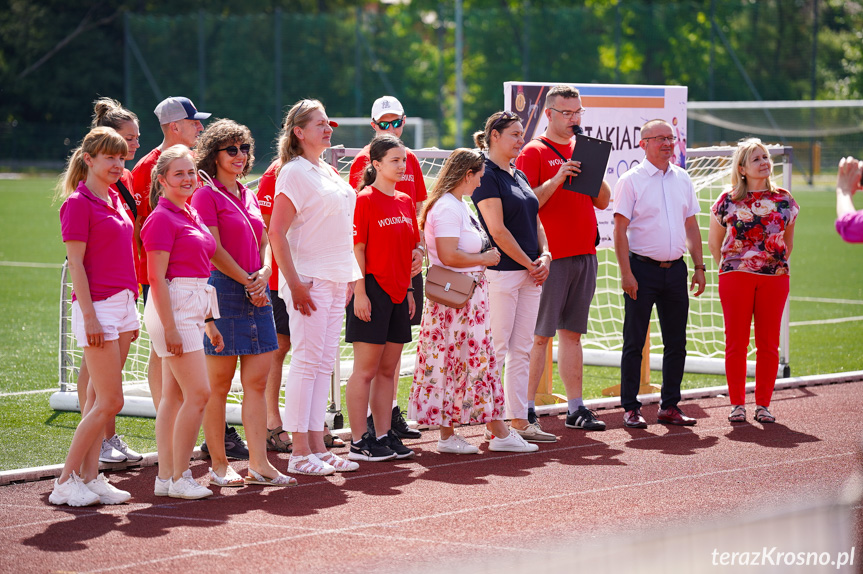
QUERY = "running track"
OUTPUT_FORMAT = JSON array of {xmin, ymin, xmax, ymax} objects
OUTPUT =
[{"xmin": 2, "ymin": 381, "xmax": 862, "ymax": 573}]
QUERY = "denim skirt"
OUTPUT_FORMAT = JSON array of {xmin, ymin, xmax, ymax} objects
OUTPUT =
[{"xmin": 204, "ymin": 270, "xmax": 278, "ymax": 356}]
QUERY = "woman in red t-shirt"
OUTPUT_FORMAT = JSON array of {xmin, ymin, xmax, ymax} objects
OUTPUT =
[{"xmin": 345, "ymin": 134, "xmax": 423, "ymax": 462}]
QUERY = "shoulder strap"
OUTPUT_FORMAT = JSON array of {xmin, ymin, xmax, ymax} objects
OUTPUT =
[
  {"xmin": 198, "ymin": 170, "xmax": 261, "ymax": 252},
  {"xmin": 536, "ymin": 137, "xmax": 570, "ymax": 163},
  {"xmin": 114, "ymin": 180, "xmax": 137, "ymax": 220}
]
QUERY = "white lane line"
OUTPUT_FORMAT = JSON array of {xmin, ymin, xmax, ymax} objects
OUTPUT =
[
  {"xmin": 79, "ymin": 450, "xmax": 855, "ymax": 574},
  {"xmin": 790, "ymin": 296, "xmax": 863, "ymax": 305},
  {"xmin": 0, "ymin": 261, "xmax": 62, "ymax": 269},
  {"xmin": 0, "ymin": 389, "xmax": 56, "ymax": 397},
  {"xmin": 790, "ymin": 315, "xmax": 863, "ymax": 327}
]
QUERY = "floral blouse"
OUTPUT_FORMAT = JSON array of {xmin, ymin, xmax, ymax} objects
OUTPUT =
[{"xmin": 711, "ymin": 188, "xmax": 799, "ymax": 275}]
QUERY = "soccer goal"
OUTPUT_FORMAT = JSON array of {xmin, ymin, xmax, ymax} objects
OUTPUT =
[{"xmin": 51, "ymin": 144, "xmax": 793, "ymax": 419}]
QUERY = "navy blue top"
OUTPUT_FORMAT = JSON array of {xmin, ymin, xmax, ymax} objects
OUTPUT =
[{"xmin": 472, "ymin": 157, "xmax": 540, "ymax": 271}]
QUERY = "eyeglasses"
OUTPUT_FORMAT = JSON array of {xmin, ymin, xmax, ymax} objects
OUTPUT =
[
  {"xmin": 490, "ymin": 111, "xmax": 519, "ymax": 133},
  {"xmin": 218, "ymin": 144, "xmax": 251, "ymax": 156},
  {"xmin": 548, "ymin": 107, "xmax": 586, "ymax": 119},
  {"xmin": 375, "ymin": 117, "xmax": 405, "ymax": 130},
  {"xmin": 641, "ymin": 135, "xmax": 678, "ymax": 144}
]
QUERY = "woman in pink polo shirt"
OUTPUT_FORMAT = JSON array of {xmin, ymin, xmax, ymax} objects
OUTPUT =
[
  {"xmin": 191, "ymin": 119, "xmax": 282, "ymax": 488},
  {"xmin": 52, "ymin": 127, "xmax": 138, "ymax": 506}
]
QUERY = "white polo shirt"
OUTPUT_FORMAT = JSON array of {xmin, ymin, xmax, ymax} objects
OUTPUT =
[
  {"xmin": 613, "ymin": 159, "xmax": 699, "ymax": 261},
  {"xmin": 274, "ymin": 156, "xmax": 362, "ymax": 285}
]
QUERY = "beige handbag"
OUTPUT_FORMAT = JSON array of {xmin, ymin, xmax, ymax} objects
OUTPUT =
[{"xmin": 424, "ymin": 264, "xmax": 477, "ymax": 309}]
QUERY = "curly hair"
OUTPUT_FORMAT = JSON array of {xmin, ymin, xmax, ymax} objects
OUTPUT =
[{"xmin": 195, "ymin": 118, "xmax": 255, "ymax": 180}]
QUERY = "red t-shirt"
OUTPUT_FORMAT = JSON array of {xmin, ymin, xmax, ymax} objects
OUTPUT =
[
  {"xmin": 516, "ymin": 137, "xmax": 598, "ymax": 259},
  {"xmin": 349, "ymin": 147, "xmax": 428, "ymax": 207},
  {"xmin": 256, "ymin": 160, "xmax": 280, "ymax": 290},
  {"xmin": 353, "ymin": 186, "xmax": 420, "ymax": 303},
  {"xmin": 131, "ymin": 147, "xmax": 162, "ymax": 284}
]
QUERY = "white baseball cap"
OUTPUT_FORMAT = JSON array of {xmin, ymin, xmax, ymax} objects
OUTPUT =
[
  {"xmin": 371, "ymin": 96, "xmax": 405, "ymax": 121},
  {"xmin": 154, "ymin": 97, "xmax": 211, "ymax": 124}
]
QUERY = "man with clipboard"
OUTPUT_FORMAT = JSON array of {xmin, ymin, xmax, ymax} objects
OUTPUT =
[{"xmin": 515, "ymin": 85, "xmax": 611, "ymax": 433}]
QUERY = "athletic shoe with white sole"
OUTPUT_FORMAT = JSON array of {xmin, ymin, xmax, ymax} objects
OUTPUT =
[
  {"xmin": 348, "ymin": 433, "xmax": 397, "ymax": 462},
  {"xmin": 99, "ymin": 439, "xmax": 127, "ymax": 463},
  {"xmin": 514, "ymin": 422, "xmax": 558, "ymax": 443},
  {"xmin": 154, "ymin": 476, "xmax": 172, "ymax": 496},
  {"xmin": 49, "ymin": 471, "xmax": 100, "ymax": 507},
  {"xmin": 565, "ymin": 406, "xmax": 607, "ymax": 431},
  {"xmin": 106, "ymin": 434, "xmax": 143, "ymax": 462},
  {"xmin": 169, "ymin": 470, "xmax": 213, "ymax": 499},
  {"xmin": 488, "ymin": 429, "xmax": 540, "ymax": 453},
  {"xmin": 85, "ymin": 473, "xmax": 131, "ymax": 504},
  {"xmin": 436, "ymin": 434, "xmax": 479, "ymax": 454},
  {"xmin": 379, "ymin": 430, "xmax": 415, "ymax": 459}
]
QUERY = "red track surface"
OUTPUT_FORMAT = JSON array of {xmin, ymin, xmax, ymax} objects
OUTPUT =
[{"xmin": 2, "ymin": 382, "xmax": 861, "ymax": 573}]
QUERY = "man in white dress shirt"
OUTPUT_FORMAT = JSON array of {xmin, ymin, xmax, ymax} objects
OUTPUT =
[{"xmin": 613, "ymin": 119, "xmax": 706, "ymax": 428}]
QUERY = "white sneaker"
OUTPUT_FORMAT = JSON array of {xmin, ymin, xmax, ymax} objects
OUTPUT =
[
  {"xmin": 107, "ymin": 434, "xmax": 143, "ymax": 462},
  {"xmin": 437, "ymin": 434, "xmax": 479, "ymax": 455},
  {"xmin": 85, "ymin": 473, "xmax": 131, "ymax": 504},
  {"xmin": 99, "ymin": 439, "xmax": 127, "ymax": 463},
  {"xmin": 514, "ymin": 422, "xmax": 558, "ymax": 443},
  {"xmin": 49, "ymin": 471, "xmax": 100, "ymax": 506},
  {"xmin": 488, "ymin": 429, "xmax": 540, "ymax": 453},
  {"xmin": 169, "ymin": 470, "xmax": 213, "ymax": 500},
  {"xmin": 154, "ymin": 476, "xmax": 172, "ymax": 497}
]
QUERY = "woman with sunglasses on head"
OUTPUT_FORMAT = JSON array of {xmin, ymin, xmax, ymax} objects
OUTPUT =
[
  {"xmin": 191, "ymin": 119, "xmax": 292, "ymax": 488},
  {"xmin": 345, "ymin": 134, "xmax": 422, "ymax": 462},
  {"xmin": 472, "ymin": 111, "xmax": 552, "ymax": 448},
  {"xmin": 708, "ymin": 138, "xmax": 798, "ymax": 424},
  {"xmin": 52, "ymin": 127, "xmax": 138, "ymax": 506},
  {"xmin": 408, "ymin": 148, "xmax": 536, "ymax": 455},
  {"xmin": 269, "ymin": 99, "xmax": 362, "ymax": 476},
  {"xmin": 142, "ymin": 145, "xmax": 227, "ymax": 499}
]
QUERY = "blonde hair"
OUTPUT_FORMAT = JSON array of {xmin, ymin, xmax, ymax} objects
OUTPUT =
[
  {"xmin": 276, "ymin": 99, "xmax": 326, "ymax": 173},
  {"xmin": 149, "ymin": 145, "xmax": 195, "ymax": 210},
  {"xmin": 91, "ymin": 97, "xmax": 138, "ymax": 131},
  {"xmin": 195, "ymin": 119, "xmax": 255, "ymax": 180},
  {"xmin": 729, "ymin": 138, "xmax": 775, "ymax": 202},
  {"xmin": 418, "ymin": 148, "xmax": 485, "ymax": 230},
  {"xmin": 473, "ymin": 111, "xmax": 520, "ymax": 152},
  {"xmin": 55, "ymin": 127, "xmax": 128, "ymax": 201}
]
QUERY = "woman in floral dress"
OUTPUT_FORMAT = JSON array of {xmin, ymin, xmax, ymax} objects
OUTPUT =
[
  {"xmin": 408, "ymin": 148, "xmax": 538, "ymax": 454},
  {"xmin": 708, "ymin": 138, "xmax": 799, "ymax": 424}
]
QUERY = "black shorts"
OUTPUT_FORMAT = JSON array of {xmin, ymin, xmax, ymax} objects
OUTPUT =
[
  {"xmin": 270, "ymin": 287, "xmax": 291, "ymax": 337},
  {"xmin": 346, "ymin": 274, "xmax": 412, "ymax": 345},
  {"xmin": 409, "ymin": 272, "xmax": 423, "ymax": 326}
]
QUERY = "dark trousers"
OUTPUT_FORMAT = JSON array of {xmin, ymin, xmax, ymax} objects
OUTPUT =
[{"xmin": 620, "ymin": 256, "xmax": 689, "ymax": 412}]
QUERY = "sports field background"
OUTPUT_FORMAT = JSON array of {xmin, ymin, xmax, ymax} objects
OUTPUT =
[{"xmin": 0, "ymin": 173, "xmax": 861, "ymax": 471}]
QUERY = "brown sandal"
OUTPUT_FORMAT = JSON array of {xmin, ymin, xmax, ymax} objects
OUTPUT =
[
  {"xmin": 266, "ymin": 426, "xmax": 292, "ymax": 452},
  {"xmin": 323, "ymin": 424, "xmax": 346, "ymax": 449}
]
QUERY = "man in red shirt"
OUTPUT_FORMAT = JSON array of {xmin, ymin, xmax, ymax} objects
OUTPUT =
[
  {"xmin": 348, "ymin": 96, "xmax": 427, "ymax": 440},
  {"xmin": 515, "ymin": 85, "xmax": 611, "ymax": 432}
]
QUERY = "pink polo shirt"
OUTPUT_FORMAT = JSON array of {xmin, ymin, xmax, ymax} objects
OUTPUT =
[
  {"xmin": 191, "ymin": 180, "xmax": 265, "ymax": 274},
  {"xmin": 141, "ymin": 197, "xmax": 216, "ymax": 280},
  {"xmin": 60, "ymin": 181, "xmax": 137, "ymax": 302}
]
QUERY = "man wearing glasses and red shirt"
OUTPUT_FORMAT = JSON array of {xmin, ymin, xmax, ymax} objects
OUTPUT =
[{"xmin": 349, "ymin": 96, "xmax": 427, "ymax": 442}]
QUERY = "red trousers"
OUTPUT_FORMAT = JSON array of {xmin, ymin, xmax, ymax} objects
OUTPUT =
[{"xmin": 718, "ymin": 271, "xmax": 789, "ymax": 407}]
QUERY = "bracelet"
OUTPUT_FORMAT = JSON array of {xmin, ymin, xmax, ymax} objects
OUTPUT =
[
  {"xmin": 694, "ymin": 265, "xmax": 706, "ymax": 271},
  {"xmin": 416, "ymin": 245, "xmax": 425, "ymax": 253},
  {"xmin": 204, "ymin": 317, "xmax": 215, "ymax": 323},
  {"xmin": 540, "ymin": 251, "xmax": 552, "ymax": 259},
  {"xmin": 407, "ymin": 287, "xmax": 415, "ymax": 292}
]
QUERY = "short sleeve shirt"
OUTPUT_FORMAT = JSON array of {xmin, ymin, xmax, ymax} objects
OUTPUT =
[
  {"xmin": 60, "ymin": 181, "xmax": 137, "ymax": 302},
  {"xmin": 131, "ymin": 147, "xmax": 162, "ymax": 284},
  {"xmin": 711, "ymin": 188, "xmax": 799, "ymax": 275},
  {"xmin": 516, "ymin": 137, "xmax": 598, "ymax": 258},
  {"xmin": 354, "ymin": 187, "xmax": 420, "ymax": 303},
  {"xmin": 256, "ymin": 160, "xmax": 280, "ymax": 290},
  {"xmin": 472, "ymin": 157, "xmax": 539, "ymax": 271},
  {"xmin": 141, "ymin": 196, "xmax": 216, "ymax": 280},
  {"xmin": 614, "ymin": 159, "xmax": 699, "ymax": 261},
  {"xmin": 349, "ymin": 146, "xmax": 428, "ymax": 206},
  {"xmin": 191, "ymin": 180, "xmax": 265, "ymax": 275},
  {"xmin": 425, "ymin": 193, "xmax": 485, "ymax": 273}
]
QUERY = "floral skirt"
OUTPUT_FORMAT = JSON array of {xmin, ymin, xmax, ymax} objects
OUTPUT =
[{"xmin": 408, "ymin": 273, "xmax": 504, "ymax": 427}]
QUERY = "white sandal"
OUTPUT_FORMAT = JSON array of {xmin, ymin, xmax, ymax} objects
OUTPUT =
[
  {"xmin": 244, "ymin": 468, "xmax": 298, "ymax": 487},
  {"xmin": 209, "ymin": 466, "xmax": 245, "ymax": 487},
  {"xmin": 287, "ymin": 454, "xmax": 336, "ymax": 476},
  {"xmin": 315, "ymin": 451, "xmax": 359, "ymax": 472}
]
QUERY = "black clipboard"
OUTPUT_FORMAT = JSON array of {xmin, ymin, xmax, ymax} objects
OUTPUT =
[{"xmin": 562, "ymin": 134, "xmax": 612, "ymax": 198}]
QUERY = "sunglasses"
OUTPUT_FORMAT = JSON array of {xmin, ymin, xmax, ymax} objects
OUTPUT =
[
  {"xmin": 490, "ymin": 111, "xmax": 519, "ymax": 133},
  {"xmin": 218, "ymin": 143, "xmax": 251, "ymax": 157},
  {"xmin": 375, "ymin": 117, "xmax": 405, "ymax": 130}
]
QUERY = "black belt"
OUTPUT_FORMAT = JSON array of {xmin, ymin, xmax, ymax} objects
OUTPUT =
[{"xmin": 630, "ymin": 252, "xmax": 682, "ymax": 269}]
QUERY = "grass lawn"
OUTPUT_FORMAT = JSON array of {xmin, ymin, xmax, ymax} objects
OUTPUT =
[{"xmin": 1, "ymin": 174, "xmax": 861, "ymax": 470}]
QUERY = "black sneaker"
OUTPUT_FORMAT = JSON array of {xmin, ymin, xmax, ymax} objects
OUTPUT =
[
  {"xmin": 379, "ymin": 430, "xmax": 415, "ymax": 459},
  {"xmin": 565, "ymin": 406, "xmax": 607, "ymax": 431},
  {"xmin": 391, "ymin": 406, "xmax": 422, "ymax": 439},
  {"xmin": 527, "ymin": 409, "xmax": 538, "ymax": 425},
  {"xmin": 348, "ymin": 433, "xmax": 397, "ymax": 462},
  {"xmin": 224, "ymin": 426, "xmax": 250, "ymax": 459},
  {"xmin": 366, "ymin": 414, "xmax": 376, "ymax": 438}
]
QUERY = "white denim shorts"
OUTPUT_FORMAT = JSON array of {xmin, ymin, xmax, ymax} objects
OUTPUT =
[
  {"xmin": 143, "ymin": 278, "xmax": 220, "ymax": 358},
  {"xmin": 71, "ymin": 289, "xmax": 140, "ymax": 348}
]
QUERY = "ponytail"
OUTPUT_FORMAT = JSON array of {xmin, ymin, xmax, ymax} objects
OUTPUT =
[
  {"xmin": 358, "ymin": 164, "xmax": 377, "ymax": 192},
  {"xmin": 357, "ymin": 133, "xmax": 405, "ymax": 192}
]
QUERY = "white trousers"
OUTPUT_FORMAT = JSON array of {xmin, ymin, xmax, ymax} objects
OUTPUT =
[
  {"xmin": 281, "ymin": 277, "xmax": 345, "ymax": 433},
  {"xmin": 486, "ymin": 269, "xmax": 542, "ymax": 420}
]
